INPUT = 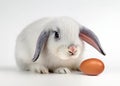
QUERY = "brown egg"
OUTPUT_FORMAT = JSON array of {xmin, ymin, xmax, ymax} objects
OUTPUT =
[{"xmin": 80, "ymin": 58, "xmax": 105, "ymax": 75}]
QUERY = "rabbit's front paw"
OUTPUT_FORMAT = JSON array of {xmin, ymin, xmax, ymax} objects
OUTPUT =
[
  {"xmin": 30, "ymin": 65, "xmax": 49, "ymax": 74},
  {"xmin": 54, "ymin": 67, "xmax": 71, "ymax": 74}
]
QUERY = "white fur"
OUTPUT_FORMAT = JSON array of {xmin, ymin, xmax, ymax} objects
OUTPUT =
[{"xmin": 15, "ymin": 17, "xmax": 84, "ymax": 74}]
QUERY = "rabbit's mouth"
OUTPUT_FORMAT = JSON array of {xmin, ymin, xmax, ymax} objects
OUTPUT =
[
  {"xmin": 54, "ymin": 44, "xmax": 82, "ymax": 60},
  {"xmin": 57, "ymin": 50, "xmax": 80, "ymax": 60}
]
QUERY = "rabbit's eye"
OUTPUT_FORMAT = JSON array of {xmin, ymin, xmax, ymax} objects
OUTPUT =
[{"xmin": 54, "ymin": 31, "xmax": 60, "ymax": 39}]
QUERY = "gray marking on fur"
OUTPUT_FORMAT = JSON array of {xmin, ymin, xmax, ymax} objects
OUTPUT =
[
  {"xmin": 32, "ymin": 30, "xmax": 50, "ymax": 62},
  {"xmin": 80, "ymin": 27, "xmax": 106, "ymax": 55}
]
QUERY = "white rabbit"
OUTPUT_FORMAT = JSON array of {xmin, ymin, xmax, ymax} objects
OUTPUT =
[{"xmin": 15, "ymin": 17, "xmax": 105, "ymax": 74}]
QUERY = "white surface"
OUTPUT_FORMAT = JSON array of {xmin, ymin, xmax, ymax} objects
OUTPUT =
[
  {"xmin": 0, "ymin": 0, "xmax": 120, "ymax": 86},
  {"xmin": 0, "ymin": 66, "xmax": 120, "ymax": 86}
]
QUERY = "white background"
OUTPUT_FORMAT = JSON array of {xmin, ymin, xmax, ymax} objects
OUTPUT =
[{"xmin": 0, "ymin": 0, "xmax": 120, "ymax": 86}]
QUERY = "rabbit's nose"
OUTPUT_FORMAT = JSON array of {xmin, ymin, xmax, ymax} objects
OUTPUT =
[{"xmin": 68, "ymin": 45, "xmax": 77, "ymax": 55}]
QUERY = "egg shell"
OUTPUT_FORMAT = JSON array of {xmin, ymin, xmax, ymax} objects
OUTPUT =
[{"xmin": 80, "ymin": 58, "xmax": 105, "ymax": 76}]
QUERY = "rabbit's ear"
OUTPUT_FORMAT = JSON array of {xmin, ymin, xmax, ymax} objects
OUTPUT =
[
  {"xmin": 32, "ymin": 30, "xmax": 50, "ymax": 62},
  {"xmin": 80, "ymin": 27, "xmax": 106, "ymax": 55}
]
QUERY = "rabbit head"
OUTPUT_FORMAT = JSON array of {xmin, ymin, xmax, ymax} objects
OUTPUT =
[{"xmin": 32, "ymin": 18, "xmax": 105, "ymax": 62}]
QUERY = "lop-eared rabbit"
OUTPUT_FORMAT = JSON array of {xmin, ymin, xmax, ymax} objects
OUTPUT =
[{"xmin": 15, "ymin": 17, "xmax": 105, "ymax": 74}]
